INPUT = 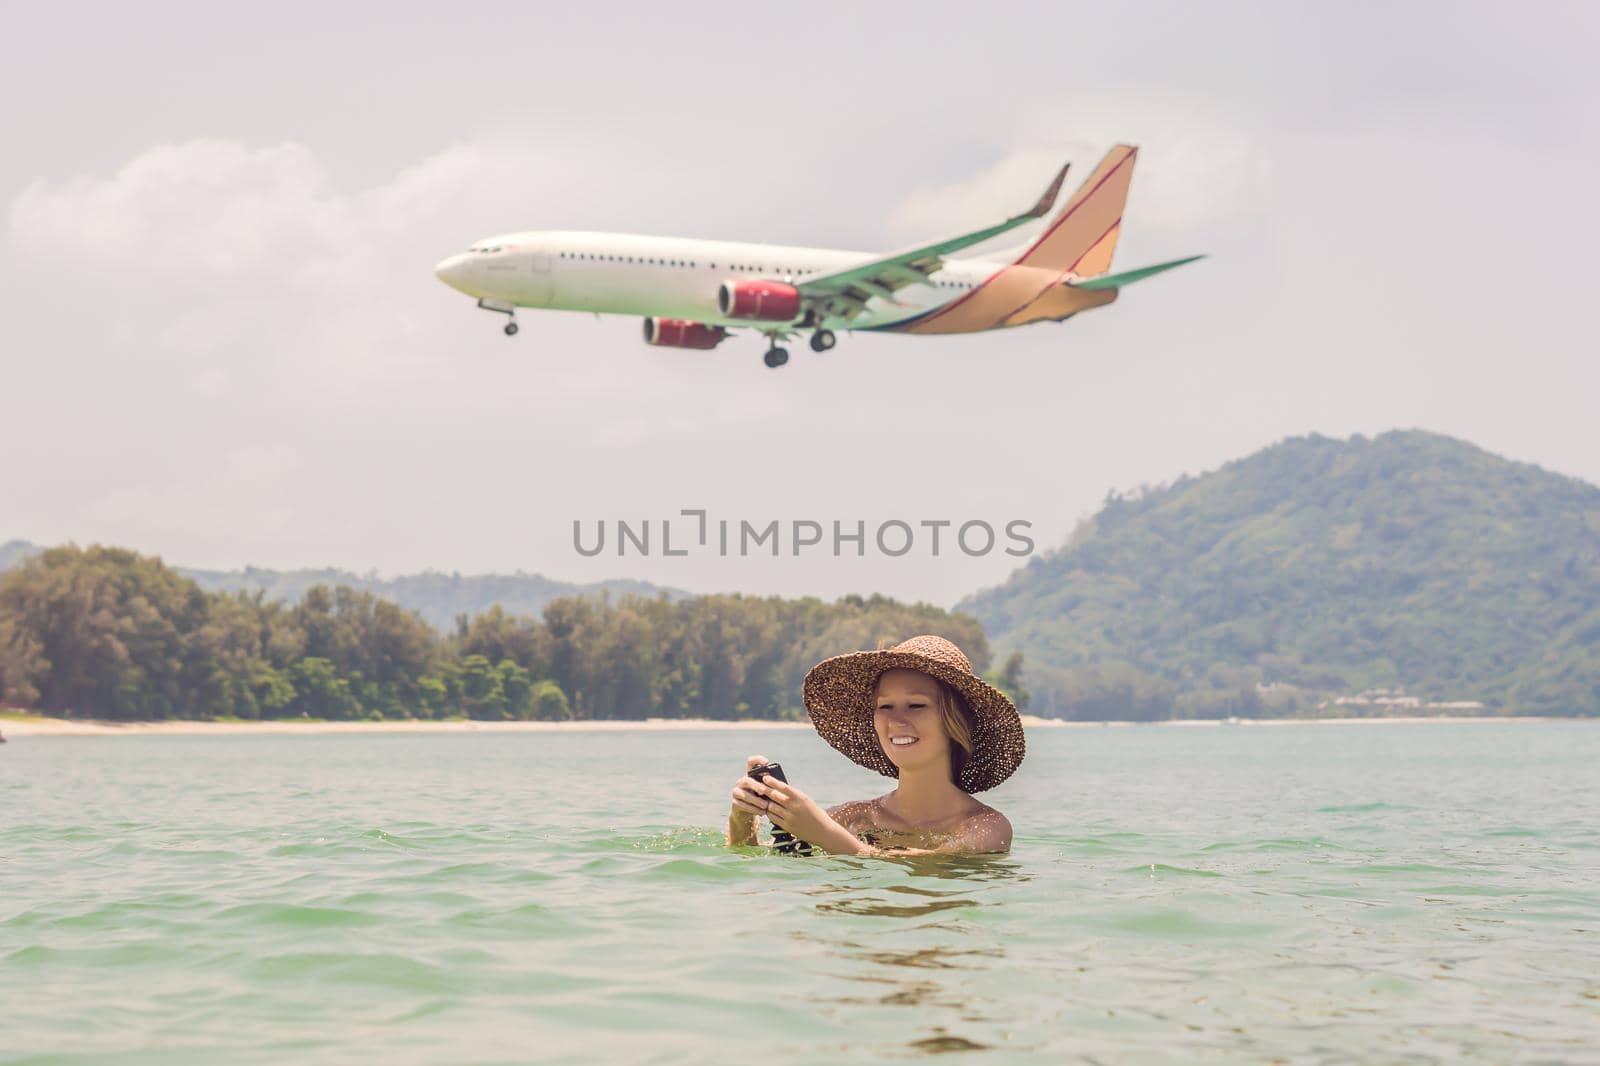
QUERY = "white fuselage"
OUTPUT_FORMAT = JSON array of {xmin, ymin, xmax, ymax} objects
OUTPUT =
[{"xmin": 434, "ymin": 231, "xmax": 1005, "ymax": 332}]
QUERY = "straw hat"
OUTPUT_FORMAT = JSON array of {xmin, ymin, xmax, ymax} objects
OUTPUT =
[{"xmin": 802, "ymin": 635, "xmax": 1025, "ymax": 793}]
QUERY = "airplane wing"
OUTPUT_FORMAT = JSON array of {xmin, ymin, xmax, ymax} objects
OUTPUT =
[{"xmin": 794, "ymin": 163, "xmax": 1069, "ymax": 324}]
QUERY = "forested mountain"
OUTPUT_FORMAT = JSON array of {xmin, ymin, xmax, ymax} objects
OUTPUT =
[
  {"xmin": 958, "ymin": 431, "xmax": 1600, "ymax": 718},
  {"xmin": 0, "ymin": 542, "xmax": 681, "ymax": 630}
]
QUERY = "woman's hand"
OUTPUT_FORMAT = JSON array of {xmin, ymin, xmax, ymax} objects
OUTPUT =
[
  {"xmin": 727, "ymin": 755, "xmax": 769, "ymax": 846},
  {"xmin": 745, "ymin": 773, "xmax": 869, "ymax": 856},
  {"xmin": 730, "ymin": 755, "xmax": 772, "ymax": 822}
]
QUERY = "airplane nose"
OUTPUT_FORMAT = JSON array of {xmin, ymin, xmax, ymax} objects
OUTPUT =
[{"xmin": 434, "ymin": 253, "xmax": 473, "ymax": 293}]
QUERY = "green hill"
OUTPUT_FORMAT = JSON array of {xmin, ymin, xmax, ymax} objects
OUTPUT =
[
  {"xmin": 957, "ymin": 431, "xmax": 1600, "ymax": 719},
  {"xmin": 0, "ymin": 543, "xmax": 683, "ymax": 631}
]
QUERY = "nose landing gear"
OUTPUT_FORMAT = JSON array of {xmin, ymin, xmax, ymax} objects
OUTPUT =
[{"xmin": 476, "ymin": 298, "xmax": 518, "ymax": 337}]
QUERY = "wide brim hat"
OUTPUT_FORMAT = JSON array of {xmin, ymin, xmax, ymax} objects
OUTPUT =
[{"xmin": 802, "ymin": 635, "xmax": 1025, "ymax": 793}]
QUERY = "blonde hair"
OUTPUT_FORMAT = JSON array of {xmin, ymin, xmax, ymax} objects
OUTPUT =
[{"xmin": 934, "ymin": 679, "xmax": 976, "ymax": 787}]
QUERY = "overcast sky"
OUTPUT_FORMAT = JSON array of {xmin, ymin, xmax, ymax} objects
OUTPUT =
[{"xmin": 3, "ymin": 1, "xmax": 1596, "ymax": 608}]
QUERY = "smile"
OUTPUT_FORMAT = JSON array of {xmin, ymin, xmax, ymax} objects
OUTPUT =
[{"xmin": 889, "ymin": 736, "xmax": 919, "ymax": 746}]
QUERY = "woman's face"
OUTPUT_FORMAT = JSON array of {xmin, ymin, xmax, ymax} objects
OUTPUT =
[{"xmin": 873, "ymin": 669, "xmax": 953, "ymax": 774}]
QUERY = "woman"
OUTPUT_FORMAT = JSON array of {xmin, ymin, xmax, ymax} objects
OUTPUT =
[{"xmin": 727, "ymin": 635, "xmax": 1023, "ymax": 856}]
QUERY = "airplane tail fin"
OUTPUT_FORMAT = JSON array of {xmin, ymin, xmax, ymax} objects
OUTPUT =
[{"xmin": 1012, "ymin": 144, "xmax": 1138, "ymax": 276}]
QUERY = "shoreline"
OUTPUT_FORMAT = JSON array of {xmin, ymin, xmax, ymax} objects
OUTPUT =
[{"xmin": 0, "ymin": 712, "xmax": 1578, "ymax": 738}]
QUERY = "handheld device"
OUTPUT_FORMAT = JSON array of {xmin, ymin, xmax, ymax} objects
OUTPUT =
[
  {"xmin": 747, "ymin": 762, "xmax": 814, "ymax": 856},
  {"xmin": 748, "ymin": 762, "xmax": 787, "ymax": 786}
]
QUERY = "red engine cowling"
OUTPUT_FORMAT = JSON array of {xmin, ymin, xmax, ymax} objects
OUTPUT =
[
  {"xmin": 717, "ymin": 280, "xmax": 801, "ymax": 322},
  {"xmin": 642, "ymin": 317, "xmax": 728, "ymax": 349}
]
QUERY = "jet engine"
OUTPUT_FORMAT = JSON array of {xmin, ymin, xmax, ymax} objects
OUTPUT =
[
  {"xmin": 642, "ymin": 317, "xmax": 728, "ymax": 349},
  {"xmin": 716, "ymin": 280, "xmax": 801, "ymax": 322}
]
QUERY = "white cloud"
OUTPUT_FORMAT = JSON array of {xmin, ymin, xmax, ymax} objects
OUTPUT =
[
  {"xmin": 12, "ymin": 140, "xmax": 334, "ymax": 277},
  {"xmin": 6, "ymin": 137, "xmax": 658, "ymax": 394},
  {"xmin": 8, "ymin": 139, "xmax": 563, "ymax": 293}
]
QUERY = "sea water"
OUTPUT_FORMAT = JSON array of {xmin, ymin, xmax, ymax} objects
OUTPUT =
[{"xmin": 3, "ymin": 722, "xmax": 1598, "ymax": 1063}]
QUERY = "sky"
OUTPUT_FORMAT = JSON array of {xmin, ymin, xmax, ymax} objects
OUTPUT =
[{"xmin": 2, "ymin": 1, "xmax": 1597, "ymax": 608}]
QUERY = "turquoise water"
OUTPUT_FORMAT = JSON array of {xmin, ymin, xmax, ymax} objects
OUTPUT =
[{"xmin": 4, "ymin": 722, "xmax": 1599, "ymax": 1063}]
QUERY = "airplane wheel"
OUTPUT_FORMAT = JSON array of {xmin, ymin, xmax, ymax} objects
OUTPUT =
[
  {"xmin": 763, "ymin": 347, "xmax": 789, "ymax": 369},
  {"xmin": 504, "ymin": 321, "xmax": 519, "ymax": 336},
  {"xmin": 809, "ymin": 330, "xmax": 836, "ymax": 352}
]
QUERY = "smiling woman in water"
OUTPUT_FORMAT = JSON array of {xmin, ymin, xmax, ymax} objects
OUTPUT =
[{"xmin": 727, "ymin": 635, "xmax": 1022, "ymax": 856}]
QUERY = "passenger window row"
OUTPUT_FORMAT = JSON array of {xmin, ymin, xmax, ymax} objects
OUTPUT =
[
  {"xmin": 555, "ymin": 252, "xmax": 825, "ymax": 277},
  {"xmin": 548, "ymin": 252, "xmax": 970, "ymax": 289},
  {"xmin": 558, "ymin": 252, "xmax": 701, "ymax": 268}
]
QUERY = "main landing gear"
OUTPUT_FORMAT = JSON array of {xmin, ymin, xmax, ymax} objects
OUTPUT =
[{"xmin": 760, "ymin": 327, "xmax": 835, "ymax": 368}]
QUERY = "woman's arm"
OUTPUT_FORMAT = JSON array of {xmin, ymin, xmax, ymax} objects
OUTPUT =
[
  {"xmin": 727, "ymin": 808, "xmax": 761, "ymax": 847},
  {"xmin": 748, "ymin": 780, "xmax": 870, "ymax": 856},
  {"xmin": 796, "ymin": 815, "xmax": 872, "ymax": 857}
]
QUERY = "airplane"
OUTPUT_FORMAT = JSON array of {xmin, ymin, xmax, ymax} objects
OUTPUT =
[{"xmin": 432, "ymin": 144, "xmax": 1201, "ymax": 369}]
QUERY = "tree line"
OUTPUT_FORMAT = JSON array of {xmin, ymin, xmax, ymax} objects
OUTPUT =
[{"xmin": 0, "ymin": 545, "xmax": 1022, "ymax": 722}]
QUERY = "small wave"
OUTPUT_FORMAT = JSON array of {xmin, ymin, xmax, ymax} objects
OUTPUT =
[
  {"xmin": 6, "ymin": 940, "xmax": 190, "ymax": 967},
  {"xmin": 632, "ymin": 857, "xmax": 751, "ymax": 882},
  {"xmin": 243, "ymin": 951, "xmax": 457, "ymax": 994},
  {"xmin": 1358, "ymin": 862, "xmax": 1486, "ymax": 876},
  {"xmin": 1201, "ymin": 837, "xmax": 1353, "ymax": 853},
  {"xmin": 444, "ymin": 902, "xmax": 586, "ymax": 937},
  {"xmin": 1413, "ymin": 883, "xmax": 1522, "ymax": 897},
  {"xmin": 1123, "ymin": 863, "xmax": 1223, "ymax": 878},
  {"xmin": 215, "ymin": 903, "xmax": 381, "ymax": 928}
]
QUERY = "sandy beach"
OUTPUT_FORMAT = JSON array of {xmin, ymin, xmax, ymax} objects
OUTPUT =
[{"xmin": 0, "ymin": 712, "xmax": 1568, "ymax": 737}]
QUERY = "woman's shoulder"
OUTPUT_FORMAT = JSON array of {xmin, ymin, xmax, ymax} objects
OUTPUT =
[{"xmin": 958, "ymin": 802, "xmax": 1013, "ymax": 852}]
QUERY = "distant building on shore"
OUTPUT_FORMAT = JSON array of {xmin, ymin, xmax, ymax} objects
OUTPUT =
[{"xmin": 1318, "ymin": 688, "xmax": 1486, "ymax": 713}]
